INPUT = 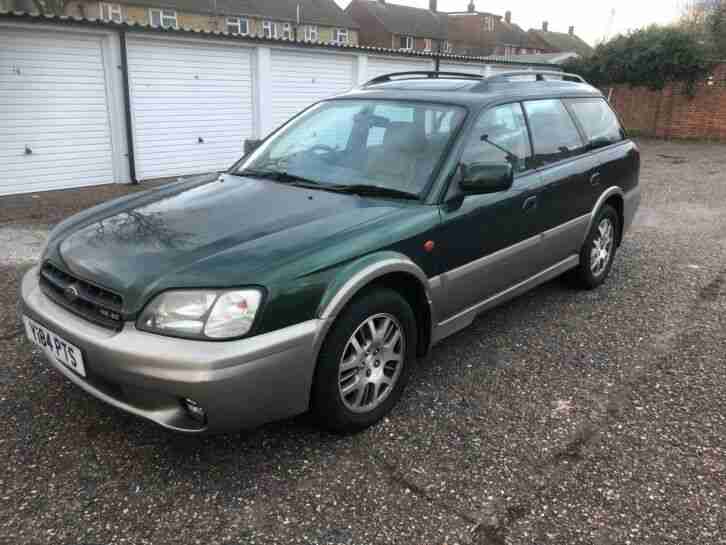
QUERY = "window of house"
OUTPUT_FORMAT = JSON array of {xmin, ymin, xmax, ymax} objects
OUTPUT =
[
  {"xmin": 280, "ymin": 22, "xmax": 293, "ymax": 40},
  {"xmin": 399, "ymin": 35, "xmax": 414, "ymax": 50},
  {"xmin": 225, "ymin": 16, "xmax": 249, "ymax": 35},
  {"xmin": 442, "ymin": 40, "xmax": 451, "ymax": 52},
  {"xmin": 149, "ymin": 8, "xmax": 177, "ymax": 29},
  {"xmin": 335, "ymin": 28, "xmax": 349, "ymax": 44},
  {"xmin": 566, "ymin": 99, "xmax": 625, "ymax": 147},
  {"xmin": 424, "ymin": 38, "xmax": 432, "ymax": 51},
  {"xmin": 262, "ymin": 20, "xmax": 275, "ymax": 38},
  {"xmin": 523, "ymin": 99, "xmax": 586, "ymax": 166},
  {"xmin": 461, "ymin": 103, "xmax": 532, "ymax": 174},
  {"xmin": 483, "ymin": 15, "xmax": 495, "ymax": 32},
  {"xmin": 99, "ymin": 2, "xmax": 122, "ymax": 23},
  {"xmin": 304, "ymin": 25, "xmax": 319, "ymax": 41}
]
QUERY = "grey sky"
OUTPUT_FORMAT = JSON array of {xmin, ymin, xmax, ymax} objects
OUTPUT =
[{"xmin": 334, "ymin": 0, "xmax": 684, "ymax": 46}]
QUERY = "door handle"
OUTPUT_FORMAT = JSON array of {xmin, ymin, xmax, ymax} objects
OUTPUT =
[
  {"xmin": 522, "ymin": 195, "xmax": 538, "ymax": 212},
  {"xmin": 590, "ymin": 172, "xmax": 602, "ymax": 186}
]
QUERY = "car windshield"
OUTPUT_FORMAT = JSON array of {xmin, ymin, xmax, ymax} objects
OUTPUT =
[{"xmin": 234, "ymin": 99, "xmax": 467, "ymax": 198}]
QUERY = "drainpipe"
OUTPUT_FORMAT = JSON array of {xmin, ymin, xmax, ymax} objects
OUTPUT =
[{"xmin": 118, "ymin": 31, "xmax": 138, "ymax": 184}]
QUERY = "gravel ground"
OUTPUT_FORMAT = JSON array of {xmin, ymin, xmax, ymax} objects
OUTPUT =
[{"xmin": 0, "ymin": 139, "xmax": 724, "ymax": 545}]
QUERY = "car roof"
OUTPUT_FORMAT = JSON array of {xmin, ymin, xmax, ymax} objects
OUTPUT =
[{"xmin": 337, "ymin": 71, "xmax": 603, "ymax": 109}]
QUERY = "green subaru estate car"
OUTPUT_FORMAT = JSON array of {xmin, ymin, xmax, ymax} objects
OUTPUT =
[{"xmin": 20, "ymin": 71, "xmax": 640, "ymax": 434}]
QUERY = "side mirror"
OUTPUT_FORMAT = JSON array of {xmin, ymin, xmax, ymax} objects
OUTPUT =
[
  {"xmin": 459, "ymin": 161, "xmax": 514, "ymax": 195},
  {"xmin": 243, "ymin": 139, "xmax": 263, "ymax": 156}
]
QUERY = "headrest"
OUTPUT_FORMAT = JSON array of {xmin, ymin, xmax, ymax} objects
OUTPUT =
[{"xmin": 383, "ymin": 122, "xmax": 424, "ymax": 154}]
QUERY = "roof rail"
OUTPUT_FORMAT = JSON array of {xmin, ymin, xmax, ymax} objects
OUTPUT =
[
  {"xmin": 484, "ymin": 70, "xmax": 586, "ymax": 83},
  {"xmin": 363, "ymin": 71, "xmax": 484, "ymax": 87}
]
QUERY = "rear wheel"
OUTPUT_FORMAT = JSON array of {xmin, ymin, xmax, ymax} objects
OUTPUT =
[
  {"xmin": 311, "ymin": 288, "xmax": 416, "ymax": 434},
  {"xmin": 570, "ymin": 204, "xmax": 620, "ymax": 289}
]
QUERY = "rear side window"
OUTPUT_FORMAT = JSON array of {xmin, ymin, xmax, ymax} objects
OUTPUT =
[
  {"xmin": 567, "ymin": 98, "xmax": 625, "ymax": 147},
  {"xmin": 523, "ymin": 99, "xmax": 585, "ymax": 166},
  {"xmin": 461, "ymin": 103, "xmax": 532, "ymax": 174}
]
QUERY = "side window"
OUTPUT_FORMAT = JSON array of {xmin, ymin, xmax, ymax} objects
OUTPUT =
[
  {"xmin": 523, "ymin": 99, "xmax": 585, "ymax": 166},
  {"xmin": 567, "ymin": 98, "xmax": 625, "ymax": 147},
  {"xmin": 461, "ymin": 103, "xmax": 532, "ymax": 174}
]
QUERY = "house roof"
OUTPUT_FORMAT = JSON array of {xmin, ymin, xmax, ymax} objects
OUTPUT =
[
  {"xmin": 121, "ymin": 0, "xmax": 359, "ymax": 28},
  {"xmin": 528, "ymin": 29, "xmax": 593, "ymax": 58},
  {"xmin": 350, "ymin": 0, "xmax": 447, "ymax": 40},
  {"xmin": 445, "ymin": 11, "xmax": 533, "ymax": 55}
]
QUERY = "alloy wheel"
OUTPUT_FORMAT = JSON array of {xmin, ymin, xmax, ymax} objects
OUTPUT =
[
  {"xmin": 338, "ymin": 313, "xmax": 405, "ymax": 414},
  {"xmin": 590, "ymin": 217, "xmax": 615, "ymax": 277}
]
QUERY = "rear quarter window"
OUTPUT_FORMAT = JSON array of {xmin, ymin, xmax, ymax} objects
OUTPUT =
[{"xmin": 567, "ymin": 98, "xmax": 625, "ymax": 147}]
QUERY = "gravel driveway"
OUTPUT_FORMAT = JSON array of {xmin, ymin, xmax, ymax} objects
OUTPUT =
[{"xmin": 1, "ymin": 139, "xmax": 724, "ymax": 545}]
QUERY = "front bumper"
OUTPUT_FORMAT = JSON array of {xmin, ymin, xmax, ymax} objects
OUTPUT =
[{"xmin": 20, "ymin": 266, "xmax": 323, "ymax": 433}]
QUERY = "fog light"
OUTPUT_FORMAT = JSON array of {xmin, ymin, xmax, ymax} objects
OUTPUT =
[{"xmin": 183, "ymin": 398, "xmax": 206, "ymax": 423}]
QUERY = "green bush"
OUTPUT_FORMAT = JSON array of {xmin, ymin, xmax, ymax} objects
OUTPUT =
[{"xmin": 564, "ymin": 26, "xmax": 716, "ymax": 94}]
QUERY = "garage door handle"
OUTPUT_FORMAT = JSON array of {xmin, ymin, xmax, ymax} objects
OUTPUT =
[
  {"xmin": 522, "ymin": 195, "xmax": 538, "ymax": 213},
  {"xmin": 590, "ymin": 172, "xmax": 602, "ymax": 186}
]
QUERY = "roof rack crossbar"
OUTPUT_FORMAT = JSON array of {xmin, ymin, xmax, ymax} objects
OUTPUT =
[
  {"xmin": 483, "ymin": 70, "xmax": 586, "ymax": 83},
  {"xmin": 363, "ymin": 71, "xmax": 484, "ymax": 87}
]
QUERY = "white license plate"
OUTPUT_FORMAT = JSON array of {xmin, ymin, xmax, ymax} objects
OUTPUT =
[{"xmin": 23, "ymin": 316, "xmax": 86, "ymax": 378}]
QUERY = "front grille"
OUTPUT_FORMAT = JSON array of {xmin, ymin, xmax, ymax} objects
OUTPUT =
[{"xmin": 39, "ymin": 262, "xmax": 124, "ymax": 331}]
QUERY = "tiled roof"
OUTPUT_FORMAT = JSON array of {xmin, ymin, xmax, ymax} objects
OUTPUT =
[
  {"xmin": 117, "ymin": 0, "xmax": 359, "ymax": 28},
  {"xmin": 488, "ymin": 52, "xmax": 580, "ymax": 64},
  {"xmin": 528, "ymin": 29, "xmax": 594, "ymax": 58},
  {"xmin": 353, "ymin": 0, "xmax": 447, "ymax": 40}
]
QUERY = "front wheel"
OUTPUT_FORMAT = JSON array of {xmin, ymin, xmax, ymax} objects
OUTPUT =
[
  {"xmin": 570, "ymin": 204, "xmax": 620, "ymax": 289},
  {"xmin": 311, "ymin": 288, "xmax": 417, "ymax": 434}
]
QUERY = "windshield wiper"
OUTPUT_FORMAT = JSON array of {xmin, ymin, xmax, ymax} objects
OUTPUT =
[
  {"xmin": 329, "ymin": 184, "xmax": 420, "ymax": 200},
  {"xmin": 237, "ymin": 171, "xmax": 419, "ymax": 200},
  {"xmin": 237, "ymin": 169, "xmax": 324, "ymax": 187}
]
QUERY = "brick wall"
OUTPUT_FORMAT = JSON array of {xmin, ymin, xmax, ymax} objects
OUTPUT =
[{"xmin": 606, "ymin": 63, "xmax": 726, "ymax": 141}]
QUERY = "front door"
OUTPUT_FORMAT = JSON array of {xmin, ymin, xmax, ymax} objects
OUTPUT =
[{"xmin": 433, "ymin": 102, "xmax": 546, "ymax": 321}]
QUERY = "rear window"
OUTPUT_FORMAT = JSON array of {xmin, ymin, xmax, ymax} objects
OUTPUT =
[
  {"xmin": 567, "ymin": 98, "xmax": 625, "ymax": 147},
  {"xmin": 523, "ymin": 99, "xmax": 585, "ymax": 166}
]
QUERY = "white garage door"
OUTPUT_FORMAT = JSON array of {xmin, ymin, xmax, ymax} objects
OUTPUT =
[
  {"xmin": 0, "ymin": 29, "xmax": 114, "ymax": 196},
  {"xmin": 366, "ymin": 56, "xmax": 433, "ymax": 82},
  {"xmin": 126, "ymin": 38, "xmax": 254, "ymax": 180},
  {"xmin": 269, "ymin": 49, "xmax": 355, "ymax": 130},
  {"xmin": 439, "ymin": 62, "xmax": 486, "ymax": 75}
]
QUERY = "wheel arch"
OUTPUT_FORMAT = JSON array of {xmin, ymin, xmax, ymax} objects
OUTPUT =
[
  {"xmin": 314, "ymin": 252, "xmax": 434, "ymax": 362},
  {"xmin": 587, "ymin": 186, "xmax": 625, "ymax": 247}
]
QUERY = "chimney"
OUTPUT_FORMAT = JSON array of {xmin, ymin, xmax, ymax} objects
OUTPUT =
[
  {"xmin": 542, "ymin": 21, "xmax": 549, "ymax": 32},
  {"xmin": 505, "ymin": 10, "xmax": 512, "ymax": 24},
  {"xmin": 569, "ymin": 25, "xmax": 575, "ymax": 36},
  {"xmin": 429, "ymin": 0, "xmax": 437, "ymax": 12},
  {"xmin": 467, "ymin": 1, "xmax": 475, "ymax": 13}
]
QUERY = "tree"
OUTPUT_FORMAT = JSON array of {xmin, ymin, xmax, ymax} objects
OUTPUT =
[
  {"xmin": 564, "ymin": 25, "xmax": 716, "ymax": 93},
  {"xmin": 680, "ymin": 0, "xmax": 726, "ymax": 56},
  {"xmin": 707, "ymin": 3, "xmax": 726, "ymax": 56}
]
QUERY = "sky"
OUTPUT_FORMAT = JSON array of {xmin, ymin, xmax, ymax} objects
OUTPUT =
[{"xmin": 334, "ymin": 0, "xmax": 684, "ymax": 46}]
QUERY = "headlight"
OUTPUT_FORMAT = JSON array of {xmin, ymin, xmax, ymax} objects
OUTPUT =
[{"xmin": 138, "ymin": 289, "xmax": 263, "ymax": 340}]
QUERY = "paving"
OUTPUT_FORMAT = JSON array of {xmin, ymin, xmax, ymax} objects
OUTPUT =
[{"xmin": 0, "ymin": 139, "xmax": 724, "ymax": 545}]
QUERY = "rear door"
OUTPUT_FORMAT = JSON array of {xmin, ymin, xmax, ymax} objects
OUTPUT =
[{"xmin": 522, "ymin": 99, "xmax": 593, "ymax": 268}]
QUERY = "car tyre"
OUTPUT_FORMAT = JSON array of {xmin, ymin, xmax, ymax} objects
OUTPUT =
[
  {"xmin": 570, "ymin": 204, "xmax": 620, "ymax": 290},
  {"xmin": 311, "ymin": 287, "xmax": 417, "ymax": 434}
]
